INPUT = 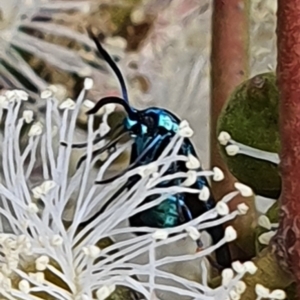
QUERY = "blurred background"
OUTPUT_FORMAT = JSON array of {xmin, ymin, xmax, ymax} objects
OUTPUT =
[{"xmin": 0, "ymin": 0, "xmax": 276, "ymax": 166}]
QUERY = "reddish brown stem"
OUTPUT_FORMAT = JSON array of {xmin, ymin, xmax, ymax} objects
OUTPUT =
[
  {"xmin": 211, "ymin": 0, "xmax": 249, "ymax": 195},
  {"xmin": 274, "ymin": 0, "xmax": 300, "ymax": 295},
  {"xmin": 210, "ymin": 1, "xmax": 252, "ymax": 257}
]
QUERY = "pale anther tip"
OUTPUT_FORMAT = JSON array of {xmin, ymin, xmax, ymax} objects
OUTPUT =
[
  {"xmin": 213, "ymin": 167, "xmax": 224, "ymax": 181},
  {"xmin": 41, "ymin": 90, "xmax": 53, "ymax": 99},
  {"xmin": 226, "ymin": 144, "xmax": 239, "ymax": 156},
  {"xmin": 152, "ymin": 229, "xmax": 168, "ymax": 240},
  {"xmin": 234, "ymin": 182, "xmax": 253, "ymax": 197},
  {"xmin": 218, "ymin": 131, "xmax": 231, "ymax": 145},
  {"xmin": 225, "ymin": 226, "xmax": 237, "ymax": 242},
  {"xmin": 84, "ymin": 78, "xmax": 94, "ymax": 90}
]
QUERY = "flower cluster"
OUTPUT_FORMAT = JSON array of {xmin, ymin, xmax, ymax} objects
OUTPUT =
[
  {"xmin": 0, "ymin": 0, "xmax": 95, "ymax": 97},
  {"xmin": 0, "ymin": 82, "xmax": 268, "ymax": 299}
]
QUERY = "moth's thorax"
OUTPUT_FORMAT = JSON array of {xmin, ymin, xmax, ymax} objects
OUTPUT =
[{"xmin": 123, "ymin": 107, "xmax": 179, "ymax": 136}]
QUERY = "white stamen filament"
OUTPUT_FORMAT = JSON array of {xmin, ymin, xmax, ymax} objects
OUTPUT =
[
  {"xmin": 219, "ymin": 131, "xmax": 280, "ymax": 164},
  {"xmin": 0, "ymin": 88, "xmax": 253, "ymax": 299}
]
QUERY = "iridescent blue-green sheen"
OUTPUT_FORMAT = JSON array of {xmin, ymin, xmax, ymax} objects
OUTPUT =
[{"xmin": 123, "ymin": 107, "xmax": 230, "ymax": 267}]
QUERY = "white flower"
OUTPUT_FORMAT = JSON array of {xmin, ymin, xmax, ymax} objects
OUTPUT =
[
  {"xmin": 0, "ymin": 0, "xmax": 94, "ymax": 97},
  {"xmin": 0, "ymin": 88, "xmax": 252, "ymax": 299}
]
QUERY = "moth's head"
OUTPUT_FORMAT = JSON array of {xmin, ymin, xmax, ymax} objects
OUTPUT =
[
  {"xmin": 123, "ymin": 108, "xmax": 158, "ymax": 136},
  {"xmin": 86, "ymin": 28, "xmax": 163, "ymax": 137}
]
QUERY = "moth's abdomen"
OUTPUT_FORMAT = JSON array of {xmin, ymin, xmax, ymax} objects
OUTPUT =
[{"xmin": 139, "ymin": 197, "xmax": 180, "ymax": 228}]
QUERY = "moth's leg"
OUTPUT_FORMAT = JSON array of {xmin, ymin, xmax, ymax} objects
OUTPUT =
[
  {"xmin": 76, "ymin": 131, "xmax": 128, "ymax": 169},
  {"xmin": 95, "ymin": 134, "xmax": 163, "ymax": 184},
  {"xmin": 60, "ymin": 124, "xmax": 124, "ymax": 149}
]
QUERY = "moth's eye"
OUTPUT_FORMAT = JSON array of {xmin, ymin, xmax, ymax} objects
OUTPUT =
[{"xmin": 144, "ymin": 116, "xmax": 155, "ymax": 128}]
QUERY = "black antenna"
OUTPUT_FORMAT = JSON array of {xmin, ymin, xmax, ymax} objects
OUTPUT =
[
  {"xmin": 86, "ymin": 96, "xmax": 135, "ymax": 118},
  {"xmin": 87, "ymin": 27, "xmax": 129, "ymax": 103}
]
